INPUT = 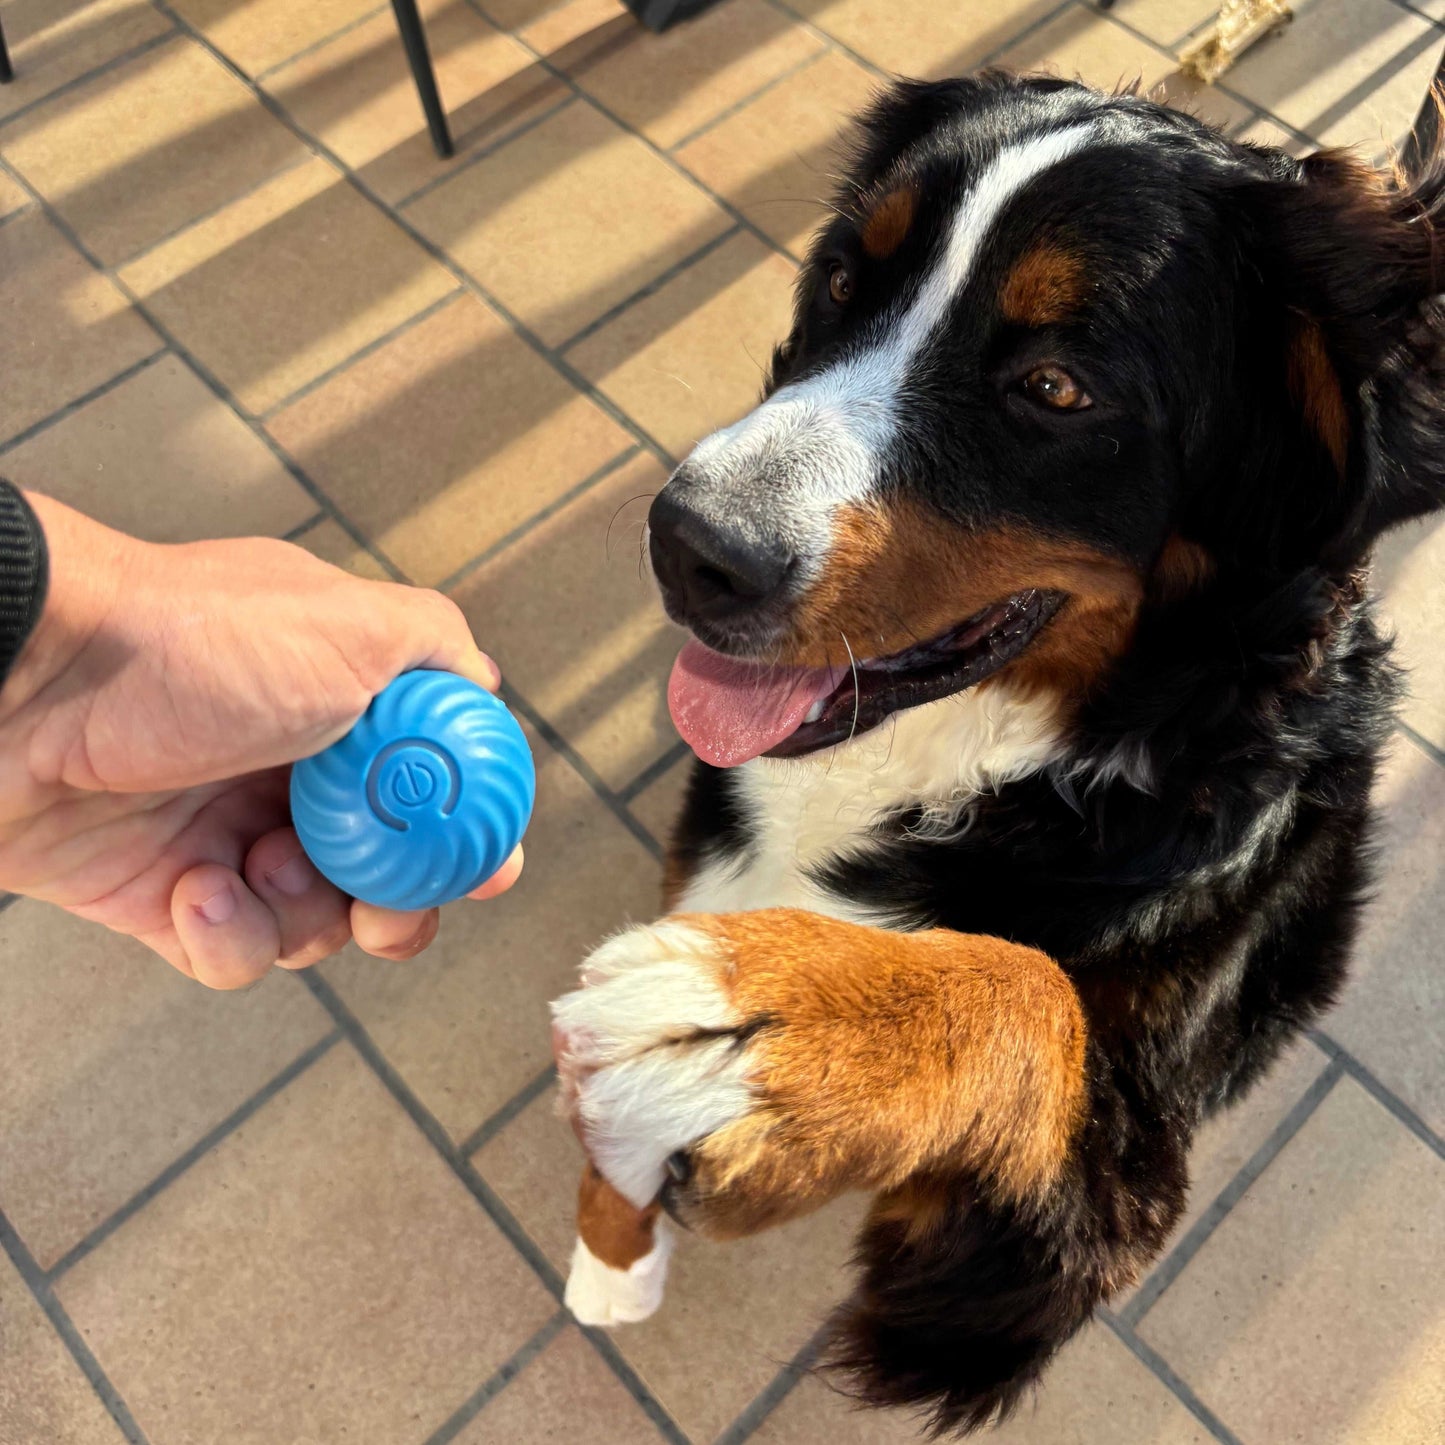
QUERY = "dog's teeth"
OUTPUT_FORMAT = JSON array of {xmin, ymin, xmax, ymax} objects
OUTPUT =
[{"xmin": 804, "ymin": 700, "xmax": 825, "ymax": 724}]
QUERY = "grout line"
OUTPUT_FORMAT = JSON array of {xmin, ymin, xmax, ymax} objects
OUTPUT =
[
  {"xmin": 436, "ymin": 445, "xmax": 642, "ymax": 593},
  {"xmin": 0, "ymin": 349, "xmax": 170, "ymax": 459},
  {"xmin": 1118, "ymin": 1053, "xmax": 1345, "ymax": 1327},
  {"xmin": 500, "ymin": 682, "xmax": 665, "ymax": 862},
  {"xmin": 393, "ymin": 93, "xmax": 581, "ymax": 210},
  {"xmin": 0, "ymin": 28, "xmax": 179, "ymax": 135},
  {"xmin": 715, "ymin": 1324, "xmax": 830, "ymax": 1445},
  {"xmin": 1399, "ymin": 718, "xmax": 1445, "ymax": 771},
  {"xmin": 46, "ymin": 1031, "xmax": 343, "ymax": 1283},
  {"xmin": 252, "ymin": 2, "xmax": 393, "ymax": 82},
  {"xmin": 1309, "ymin": 1029, "xmax": 1445, "ymax": 1161},
  {"xmin": 109, "ymin": 152, "xmax": 318, "ymax": 273},
  {"xmin": 282, "ymin": 510, "xmax": 328, "ymax": 541},
  {"xmin": 615, "ymin": 738, "xmax": 690, "ymax": 804},
  {"xmin": 0, "ymin": 1207, "xmax": 150, "ymax": 1444},
  {"xmin": 0, "ymin": 153, "xmax": 411, "ymax": 584},
  {"xmin": 0, "ymin": 199, "xmax": 36, "ymax": 230},
  {"xmin": 422, "ymin": 1311, "xmax": 572, "ymax": 1445},
  {"xmin": 457, "ymin": 1064, "xmax": 558, "ymax": 1159},
  {"xmin": 1097, "ymin": 1311, "xmax": 1245, "ymax": 1445},
  {"xmin": 259, "ymin": 287, "xmax": 466, "ymax": 419},
  {"xmin": 666, "ymin": 45, "xmax": 830, "ymax": 153},
  {"xmin": 1384, "ymin": 0, "xmax": 1445, "ymax": 32},
  {"xmin": 150, "ymin": 0, "xmax": 684, "ymax": 477},
  {"xmin": 297, "ymin": 970, "xmax": 692, "ymax": 1445},
  {"xmin": 459, "ymin": 0, "xmax": 808, "ymax": 276},
  {"xmin": 556, "ymin": 222, "xmax": 746, "ymax": 354}
]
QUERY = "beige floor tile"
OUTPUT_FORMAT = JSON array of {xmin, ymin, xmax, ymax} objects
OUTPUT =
[
  {"xmin": 1375, "ymin": 512, "xmax": 1445, "ymax": 754},
  {"xmin": 267, "ymin": 292, "xmax": 632, "ymax": 586},
  {"xmin": 119, "ymin": 157, "xmax": 457, "ymax": 415},
  {"xmin": 0, "ymin": 0, "xmax": 172, "ymax": 122},
  {"xmin": 474, "ymin": 1083, "xmax": 868, "ymax": 1443},
  {"xmin": 455, "ymin": 1324, "xmax": 660, "ymax": 1443},
  {"xmin": 1325, "ymin": 734, "xmax": 1445, "ymax": 1138},
  {"xmin": 1173, "ymin": 1038, "xmax": 1331, "ymax": 1230},
  {"xmin": 0, "ymin": 39, "xmax": 308, "ymax": 267},
  {"xmin": 264, "ymin": 0, "xmax": 567, "ymax": 206},
  {"xmin": 990, "ymin": 6, "xmax": 1255, "ymax": 133},
  {"xmin": 1095, "ymin": 0, "xmax": 1223, "ymax": 48},
  {"xmin": 1140, "ymin": 1078, "xmax": 1445, "ymax": 1444},
  {"xmin": 1221, "ymin": 0, "xmax": 1441, "ymax": 156},
  {"xmin": 168, "ymin": 0, "xmax": 385, "ymax": 77},
  {"xmin": 627, "ymin": 752, "xmax": 691, "ymax": 850},
  {"xmin": 674, "ymin": 49, "xmax": 879, "ymax": 259},
  {"xmin": 407, "ymin": 99, "xmax": 730, "ymax": 346},
  {"xmin": 522, "ymin": 0, "xmax": 824, "ymax": 149},
  {"xmin": 292, "ymin": 515, "xmax": 392, "ymax": 580},
  {"xmin": 787, "ymin": 0, "xmax": 1065, "ymax": 79},
  {"xmin": 0, "ymin": 209, "xmax": 158, "ymax": 443},
  {"xmin": 324, "ymin": 726, "xmax": 661, "ymax": 1141},
  {"xmin": 54, "ymin": 1045, "xmax": 556, "ymax": 1445},
  {"xmin": 1233, "ymin": 113, "xmax": 1316, "ymax": 156},
  {"xmin": 475, "ymin": 0, "xmax": 566, "ymax": 30},
  {"xmin": 1, "ymin": 354, "xmax": 315, "ymax": 542},
  {"xmin": 451, "ymin": 455, "xmax": 685, "ymax": 790},
  {"xmin": 753, "ymin": 1326, "xmax": 1213, "ymax": 1444},
  {"xmin": 0, "ymin": 902, "xmax": 332, "ymax": 1271},
  {"xmin": 570, "ymin": 230, "xmax": 794, "ymax": 459},
  {"xmin": 0, "ymin": 169, "xmax": 31, "ymax": 220},
  {"xmin": 0, "ymin": 1250, "xmax": 128, "ymax": 1445}
]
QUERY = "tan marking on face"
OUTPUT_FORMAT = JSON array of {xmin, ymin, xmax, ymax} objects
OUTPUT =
[
  {"xmin": 1150, "ymin": 534, "xmax": 1216, "ymax": 603},
  {"xmin": 666, "ymin": 908, "xmax": 1088, "ymax": 1237},
  {"xmin": 1000, "ymin": 241, "xmax": 1088, "ymax": 326},
  {"xmin": 861, "ymin": 183, "xmax": 919, "ymax": 260},
  {"xmin": 784, "ymin": 497, "xmax": 1144, "ymax": 707},
  {"xmin": 1286, "ymin": 314, "xmax": 1348, "ymax": 474},
  {"xmin": 576, "ymin": 1161, "xmax": 661, "ymax": 1269}
]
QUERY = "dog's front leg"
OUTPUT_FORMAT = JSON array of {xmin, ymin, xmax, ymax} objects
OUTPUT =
[{"xmin": 550, "ymin": 907, "xmax": 1087, "ymax": 1240}]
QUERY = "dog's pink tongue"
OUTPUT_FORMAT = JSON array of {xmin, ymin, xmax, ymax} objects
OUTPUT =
[{"xmin": 668, "ymin": 641, "xmax": 842, "ymax": 768}]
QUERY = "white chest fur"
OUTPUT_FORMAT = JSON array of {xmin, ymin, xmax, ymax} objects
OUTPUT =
[{"xmin": 673, "ymin": 685, "xmax": 1063, "ymax": 925}]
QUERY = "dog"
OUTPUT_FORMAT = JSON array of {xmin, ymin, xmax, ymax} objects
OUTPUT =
[{"xmin": 550, "ymin": 71, "xmax": 1445, "ymax": 1434}]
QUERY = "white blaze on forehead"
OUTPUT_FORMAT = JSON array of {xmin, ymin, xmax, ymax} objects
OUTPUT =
[{"xmin": 684, "ymin": 123, "xmax": 1096, "ymax": 539}]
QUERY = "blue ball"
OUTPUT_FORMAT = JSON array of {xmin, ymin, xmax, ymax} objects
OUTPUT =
[{"xmin": 291, "ymin": 670, "xmax": 535, "ymax": 911}]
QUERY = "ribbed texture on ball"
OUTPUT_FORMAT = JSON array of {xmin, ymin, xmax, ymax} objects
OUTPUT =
[{"xmin": 291, "ymin": 671, "xmax": 535, "ymax": 910}]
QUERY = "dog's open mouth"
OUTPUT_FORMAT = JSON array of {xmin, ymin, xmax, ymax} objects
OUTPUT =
[{"xmin": 667, "ymin": 589, "xmax": 1066, "ymax": 767}]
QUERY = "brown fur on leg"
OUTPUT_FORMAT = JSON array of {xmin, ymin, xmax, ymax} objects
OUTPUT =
[
  {"xmin": 576, "ymin": 1162, "xmax": 660, "ymax": 1269},
  {"xmin": 667, "ymin": 909, "xmax": 1088, "ymax": 1238}
]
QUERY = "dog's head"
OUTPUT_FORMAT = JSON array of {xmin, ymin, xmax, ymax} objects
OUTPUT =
[{"xmin": 650, "ymin": 74, "xmax": 1445, "ymax": 767}]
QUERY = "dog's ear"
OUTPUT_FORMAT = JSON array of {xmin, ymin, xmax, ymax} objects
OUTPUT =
[{"xmin": 1236, "ymin": 133, "xmax": 1445, "ymax": 562}]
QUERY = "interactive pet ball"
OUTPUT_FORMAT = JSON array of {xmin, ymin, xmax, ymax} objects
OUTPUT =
[{"xmin": 291, "ymin": 670, "xmax": 534, "ymax": 911}]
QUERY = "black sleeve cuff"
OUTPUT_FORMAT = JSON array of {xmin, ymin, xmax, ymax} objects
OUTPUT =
[{"xmin": 0, "ymin": 480, "xmax": 49, "ymax": 687}]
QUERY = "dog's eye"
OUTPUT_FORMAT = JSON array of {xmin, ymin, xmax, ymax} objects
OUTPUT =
[
  {"xmin": 1022, "ymin": 365, "xmax": 1091, "ymax": 411},
  {"xmin": 828, "ymin": 264, "xmax": 852, "ymax": 305}
]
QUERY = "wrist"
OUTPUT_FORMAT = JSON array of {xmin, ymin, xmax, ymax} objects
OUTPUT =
[{"xmin": 0, "ymin": 492, "xmax": 128, "ymax": 722}]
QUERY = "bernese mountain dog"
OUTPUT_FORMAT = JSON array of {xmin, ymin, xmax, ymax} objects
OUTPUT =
[{"xmin": 551, "ymin": 72, "xmax": 1445, "ymax": 1434}]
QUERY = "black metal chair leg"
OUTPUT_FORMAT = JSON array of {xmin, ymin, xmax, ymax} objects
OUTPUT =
[
  {"xmin": 0, "ymin": 15, "xmax": 14, "ymax": 85},
  {"xmin": 391, "ymin": 0, "xmax": 452, "ymax": 159}
]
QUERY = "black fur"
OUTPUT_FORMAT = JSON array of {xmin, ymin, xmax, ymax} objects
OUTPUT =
[{"xmin": 661, "ymin": 76, "xmax": 1445, "ymax": 1435}]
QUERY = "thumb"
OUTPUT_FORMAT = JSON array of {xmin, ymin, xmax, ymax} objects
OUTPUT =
[{"xmin": 387, "ymin": 587, "xmax": 499, "ymax": 693}]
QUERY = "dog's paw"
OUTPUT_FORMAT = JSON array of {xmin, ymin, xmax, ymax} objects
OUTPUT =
[
  {"xmin": 551, "ymin": 918, "xmax": 755, "ymax": 1214},
  {"xmin": 564, "ymin": 1224, "xmax": 674, "ymax": 1328}
]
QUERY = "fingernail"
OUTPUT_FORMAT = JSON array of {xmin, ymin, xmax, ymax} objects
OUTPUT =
[
  {"xmin": 479, "ymin": 652, "xmax": 501, "ymax": 689},
  {"xmin": 265, "ymin": 852, "xmax": 316, "ymax": 897},
  {"xmin": 196, "ymin": 886, "xmax": 235, "ymax": 925}
]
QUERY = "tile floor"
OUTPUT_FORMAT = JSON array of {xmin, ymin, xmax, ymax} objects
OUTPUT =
[{"xmin": 0, "ymin": 0, "xmax": 1442, "ymax": 1441}]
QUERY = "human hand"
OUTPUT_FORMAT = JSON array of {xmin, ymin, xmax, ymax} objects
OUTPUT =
[{"xmin": 0, "ymin": 493, "xmax": 523, "ymax": 988}]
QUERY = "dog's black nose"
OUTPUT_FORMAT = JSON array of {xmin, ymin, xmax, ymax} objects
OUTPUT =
[{"xmin": 648, "ymin": 488, "xmax": 792, "ymax": 623}]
